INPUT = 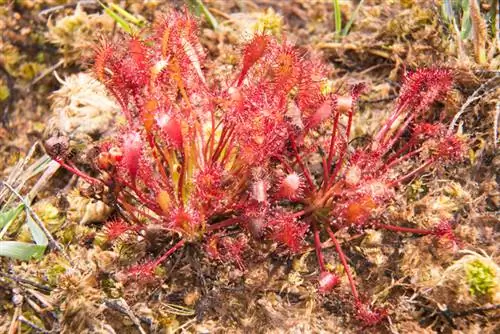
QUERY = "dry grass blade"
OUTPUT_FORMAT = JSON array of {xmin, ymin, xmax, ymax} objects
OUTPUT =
[
  {"xmin": 160, "ymin": 302, "xmax": 196, "ymax": 316},
  {"xmin": 104, "ymin": 298, "xmax": 147, "ymax": 334}
]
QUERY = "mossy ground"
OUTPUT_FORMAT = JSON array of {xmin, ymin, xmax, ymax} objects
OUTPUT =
[{"xmin": 0, "ymin": 1, "xmax": 498, "ymax": 333}]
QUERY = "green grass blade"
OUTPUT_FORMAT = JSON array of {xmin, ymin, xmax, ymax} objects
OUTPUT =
[
  {"xmin": 342, "ymin": 0, "xmax": 364, "ymax": 36},
  {"xmin": 98, "ymin": 1, "xmax": 133, "ymax": 34},
  {"xmin": 26, "ymin": 214, "xmax": 48, "ymax": 246},
  {"xmin": 0, "ymin": 204, "xmax": 24, "ymax": 239},
  {"xmin": 161, "ymin": 302, "xmax": 195, "ymax": 316},
  {"xmin": 0, "ymin": 241, "xmax": 46, "ymax": 260},
  {"xmin": 105, "ymin": 7, "xmax": 133, "ymax": 34},
  {"xmin": 194, "ymin": 0, "xmax": 219, "ymax": 30},
  {"xmin": 441, "ymin": 0, "xmax": 456, "ymax": 23},
  {"xmin": 488, "ymin": 0, "xmax": 497, "ymax": 37},
  {"xmin": 460, "ymin": 0, "xmax": 472, "ymax": 40},
  {"xmin": 108, "ymin": 3, "xmax": 145, "ymax": 27},
  {"xmin": 332, "ymin": 0, "xmax": 342, "ymax": 38}
]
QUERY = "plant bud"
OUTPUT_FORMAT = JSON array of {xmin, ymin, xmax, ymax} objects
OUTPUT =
[{"xmin": 318, "ymin": 271, "xmax": 340, "ymax": 293}]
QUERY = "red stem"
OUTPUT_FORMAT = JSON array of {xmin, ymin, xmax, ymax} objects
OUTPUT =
[
  {"xmin": 151, "ymin": 136, "xmax": 172, "ymax": 188},
  {"xmin": 117, "ymin": 194, "xmax": 161, "ymax": 224},
  {"xmin": 326, "ymin": 226, "xmax": 359, "ymax": 302},
  {"xmin": 178, "ymin": 151, "xmax": 185, "ymax": 206},
  {"xmin": 321, "ymin": 155, "xmax": 329, "ymax": 191},
  {"xmin": 272, "ymin": 155, "xmax": 293, "ymax": 174},
  {"xmin": 152, "ymin": 239, "xmax": 186, "ymax": 267},
  {"xmin": 327, "ymin": 107, "xmax": 354, "ymax": 189},
  {"xmin": 374, "ymin": 102, "xmax": 407, "ymax": 143},
  {"xmin": 289, "ymin": 136, "xmax": 315, "ymax": 191},
  {"xmin": 313, "ymin": 222, "xmax": 326, "ymax": 272},
  {"xmin": 220, "ymin": 140, "xmax": 236, "ymax": 166},
  {"xmin": 208, "ymin": 109, "xmax": 216, "ymax": 159},
  {"xmin": 383, "ymin": 140, "xmax": 416, "ymax": 167},
  {"xmin": 374, "ymin": 222, "xmax": 432, "ymax": 235},
  {"xmin": 388, "ymin": 159, "xmax": 432, "ymax": 186},
  {"xmin": 204, "ymin": 118, "xmax": 223, "ymax": 162},
  {"xmin": 379, "ymin": 148, "xmax": 422, "ymax": 174},
  {"xmin": 55, "ymin": 159, "xmax": 101, "ymax": 185},
  {"xmin": 206, "ymin": 217, "xmax": 240, "ymax": 232},
  {"xmin": 116, "ymin": 176, "xmax": 164, "ymax": 216},
  {"xmin": 326, "ymin": 111, "xmax": 341, "ymax": 175},
  {"xmin": 291, "ymin": 210, "xmax": 305, "ymax": 218},
  {"xmin": 212, "ymin": 126, "xmax": 234, "ymax": 162},
  {"xmin": 380, "ymin": 112, "xmax": 416, "ymax": 154}
]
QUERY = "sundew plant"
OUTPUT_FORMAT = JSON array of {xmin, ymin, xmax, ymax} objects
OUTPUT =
[{"xmin": 50, "ymin": 10, "xmax": 464, "ymax": 326}]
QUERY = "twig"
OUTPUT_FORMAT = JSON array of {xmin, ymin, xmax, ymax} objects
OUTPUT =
[
  {"xmin": 0, "ymin": 271, "xmax": 52, "ymax": 292},
  {"xmin": 452, "ymin": 304, "xmax": 500, "ymax": 317},
  {"xmin": 494, "ymin": 102, "xmax": 499, "ymax": 149},
  {"xmin": 17, "ymin": 315, "xmax": 52, "ymax": 334},
  {"xmin": 448, "ymin": 74, "xmax": 500, "ymax": 135},
  {"xmin": 359, "ymin": 95, "xmax": 397, "ymax": 104},
  {"xmin": 418, "ymin": 300, "xmax": 500, "ymax": 329},
  {"xmin": 0, "ymin": 64, "xmax": 15, "ymax": 126},
  {"xmin": 29, "ymin": 60, "xmax": 64, "ymax": 88},
  {"xmin": 8, "ymin": 306, "xmax": 21, "ymax": 334},
  {"xmin": 2, "ymin": 182, "xmax": 71, "ymax": 263},
  {"xmin": 172, "ymin": 318, "xmax": 196, "ymax": 332},
  {"xmin": 38, "ymin": 0, "xmax": 98, "ymax": 19},
  {"xmin": 104, "ymin": 298, "xmax": 147, "ymax": 334}
]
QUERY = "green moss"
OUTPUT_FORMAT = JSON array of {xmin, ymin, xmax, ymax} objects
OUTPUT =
[
  {"xmin": 46, "ymin": 263, "xmax": 68, "ymax": 285},
  {"xmin": 35, "ymin": 51, "xmax": 45, "ymax": 63},
  {"xmin": 252, "ymin": 8, "xmax": 283, "ymax": 37},
  {"xmin": 320, "ymin": 79, "xmax": 335, "ymax": 96},
  {"xmin": 18, "ymin": 62, "xmax": 42, "ymax": 81},
  {"xmin": 59, "ymin": 226, "xmax": 76, "ymax": 245},
  {"xmin": 465, "ymin": 259, "xmax": 497, "ymax": 297},
  {"xmin": 407, "ymin": 179, "xmax": 427, "ymax": 201},
  {"xmin": 1, "ymin": 45, "xmax": 21, "ymax": 73},
  {"xmin": 0, "ymin": 84, "xmax": 10, "ymax": 102},
  {"xmin": 93, "ymin": 232, "xmax": 108, "ymax": 248},
  {"xmin": 35, "ymin": 202, "xmax": 64, "ymax": 233}
]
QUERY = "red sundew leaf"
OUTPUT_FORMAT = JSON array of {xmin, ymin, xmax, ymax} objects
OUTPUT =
[
  {"xmin": 269, "ymin": 42, "xmax": 302, "ymax": 93},
  {"xmin": 432, "ymin": 220, "xmax": 457, "ymax": 243},
  {"xmin": 166, "ymin": 207, "xmax": 202, "ymax": 237},
  {"xmin": 306, "ymin": 97, "xmax": 336, "ymax": 129},
  {"xmin": 268, "ymin": 213, "xmax": 308, "ymax": 252},
  {"xmin": 194, "ymin": 165, "xmax": 226, "ymax": 211},
  {"xmin": 412, "ymin": 123, "xmax": 445, "ymax": 140},
  {"xmin": 156, "ymin": 114, "xmax": 183, "ymax": 149},
  {"xmin": 237, "ymin": 34, "xmax": 271, "ymax": 86},
  {"xmin": 126, "ymin": 261, "xmax": 157, "ymax": 280},
  {"xmin": 120, "ymin": 131, "xmax": 143, "ymax": 181},
  {"xmin": 433, "ymin": 135, "xmax": 466, "ymax": 162},
  {"xmin": 205, "ymin": 235, "xmax": 248, "ymax": 270},
  {"xmin": 128, "ymin": 36, "xmax": 148, "ymax": 71},
  {"xmin": 355, "ymin": 301, "xmax": 388, "ymax": 327},
  {"xmin": 397, "ymin": 68, "xmax": 453, "ymax": 114},
  {"xmin": 93, "ymin": 40, "xmax": 115, "ymax": 83},
  {"xmin": 105, "ymin": 219, "xmax": 134, "ymax": 241}
]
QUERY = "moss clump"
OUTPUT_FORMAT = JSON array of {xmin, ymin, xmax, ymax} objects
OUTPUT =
[
  {"xmin": 17, "ymin": 62, "xmax": 42, "ymax": 81},
  {"xmin": 465, "ymin": 259, "xmax": 497, "ymax": 297},
  {"xmin": 0, "ymin": 84, "xmax": 9, "ymax": 102},
  {"xmin": 407, "ymin": 179, "xmax": 427, "ymax": 201},
  {"xmin": 46, "ymin": 263, "xmax": 68, "ymax": 286},
  {"xmin": 252, "ymin": 8, "xmax": 283, "ymax": 36}
]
